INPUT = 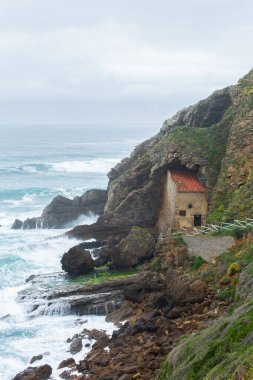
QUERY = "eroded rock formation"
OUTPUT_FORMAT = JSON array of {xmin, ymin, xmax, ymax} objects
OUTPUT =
[{"xmin": 12, "ymin": 189, "xmax": 107, "ymax": 229}]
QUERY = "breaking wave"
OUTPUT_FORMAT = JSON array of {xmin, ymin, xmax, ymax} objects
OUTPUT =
[{"xmin": 1, "ymin": 158, "xmax": 119, "ymax": 175}]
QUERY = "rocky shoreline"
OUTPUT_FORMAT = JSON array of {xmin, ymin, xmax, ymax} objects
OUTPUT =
[
  {"xmin": 12, "ymin": 68, "xmax": 253, "ymax": 379},
  {"xmin": 14, "ymin": 233, "xmax": 233, "ymax": 380}
]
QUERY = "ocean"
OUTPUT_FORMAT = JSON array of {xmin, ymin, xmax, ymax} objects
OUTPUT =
[{"xmin": 0, "ymin": 124, "xmax": 158, "ymax": 379}]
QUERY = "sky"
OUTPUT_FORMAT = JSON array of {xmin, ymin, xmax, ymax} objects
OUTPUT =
[{"xmin": 0, "ymin": 0, "xmax": 252, "ymax": 126}]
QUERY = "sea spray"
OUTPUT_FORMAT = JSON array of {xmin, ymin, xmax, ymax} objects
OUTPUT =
[{"xmin": 0, "ymin": 123, "xmax": 157, "ymax": 379}]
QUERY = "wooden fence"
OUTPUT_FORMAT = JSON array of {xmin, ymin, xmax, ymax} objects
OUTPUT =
[{"xmin": 179, "ymin": 218, "xmax": 253, "ymax": 237}]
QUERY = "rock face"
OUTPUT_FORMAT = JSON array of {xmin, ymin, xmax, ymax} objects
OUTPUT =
[
  {"xmin": 209, "ymin": 70, "xmax": 253, "ymax": 221},
  {"xmin": 101, "ymin": 87, "xmax": 233, "ymax": 229},
  {"xmin": 111, "ymin": 227, "xmax": 156, "ymax": 268},
  {"xmin": 41, "ymin": 189, "xmax": 107, "ymax": 228},
  {"xmin": 12, "ymin": 365, "xmax": 52, "ymax": 380},
  {"xmin": 61, "ymin": 245, "xmax": 95, "ymax": 275},
  {"xmin": 161, "ymin": 87, "xmax": 232, "ymax": 132},
  {"xmin": 67, "ymin": 79, "xmax": 238, "ymax": 241},
  {"xmin": 11, "ymin": 189, "xmax": 107, "ymax": 229}
]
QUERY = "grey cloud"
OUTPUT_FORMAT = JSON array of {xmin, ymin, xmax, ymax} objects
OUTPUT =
[{"xmin": 0, "ymin": 0, "xmax": 252, "ymax": 125}]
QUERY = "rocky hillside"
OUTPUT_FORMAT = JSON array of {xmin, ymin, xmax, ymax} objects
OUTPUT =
[
  {"xmin": 68, "ymin": 69, "xmax": 253, "ymax": 244},
  {"xmin": 14, "ymin": 69, "xmax": 253, "ymax": 380},
  {"xmin": 158, "ymin": 233, "xmax": 253, "ymax": 380},
  {"xmin": 105, "ymin": 69, "xmax": 253, "ymax": 226}
]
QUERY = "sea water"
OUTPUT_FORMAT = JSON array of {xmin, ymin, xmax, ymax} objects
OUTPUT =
[{"xmin": 0, "ymin": 124, "xmax": 157, "ymax": 379}]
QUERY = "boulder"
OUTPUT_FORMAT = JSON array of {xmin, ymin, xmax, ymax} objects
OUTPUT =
[
  {"xmin": 12, "ymin": 365, "xmax": 52, "ymax": 380},
  {"xmin": 12, "ymin": 219, "xmax": 23, "ymax": 229},
  {"xmin": 58, "ymin": 358, "xmax": 76, "ymax": 369},
  {"xmin": 111, "ymin": 227, "xmax": 156, "ymax": 268},
  {"xmin": 61, "ymin": 245, "xmax": 95, "ymax": 275},
  {"xmin": 165, "ymin": 270, "xmax": 207, "ymax": 305},
  {"xmin": 69, "ymin": 337, "xmax": 83, "ymax": 355}
]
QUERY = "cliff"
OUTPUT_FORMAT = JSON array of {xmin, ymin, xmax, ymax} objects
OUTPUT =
[
  {"xmin": 14, "ymin": 69, "xmax": 253, "ymax": 380},
  {"xmin": 103, "ymin": 69, "xmax": 253, "ymax": 228},
  {"xmin": 68, "ymin": 68, "xmax": 253, "ymax": 244}
]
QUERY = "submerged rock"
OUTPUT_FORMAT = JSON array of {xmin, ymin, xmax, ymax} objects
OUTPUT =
[
  {"xmin": 69, "ymin": 337, "xmax": 83, "ymax": 354},
  {"xmin": 61, "ymin": 245, "xmax": 95, "ymax": 275},
  {"xmin": 30, "ymin": 355, "xmax": 43, "ymax": 364},
  {"xmin": 12, "ymin": 364, "xmax": 52, "ymax": 380}
]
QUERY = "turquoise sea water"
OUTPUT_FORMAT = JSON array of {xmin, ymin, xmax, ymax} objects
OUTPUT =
[{"xmin": 0, "ymin": 124, "xmax": 157, "ymax": 379}]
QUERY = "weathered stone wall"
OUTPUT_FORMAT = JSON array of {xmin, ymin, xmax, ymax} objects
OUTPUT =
[
  {"xmin": 157, "ymin": 171, "xmax": 177, "ymax": 235},
  {"xmin": 175, "ymin": 192, "xmax": 208, "ymax": 228},
  {"xmin": 158, "ymin": 171, "xmax": 208, "ymax": 233}
]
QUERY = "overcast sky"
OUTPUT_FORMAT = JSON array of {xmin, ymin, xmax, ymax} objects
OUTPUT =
[{"xmin": 0, "ymin": 0, "xmax": 252, "ymax": 126}]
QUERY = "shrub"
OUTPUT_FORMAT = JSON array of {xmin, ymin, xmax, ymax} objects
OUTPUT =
[
  {"xmin": 218, "ymin": 289, "xmax": 235, "ymax": 300},
  {"xmin": 231, "ymin": 228, "xmax": 244, "ymax": 240},
  {"xmin": 150, "ymin": 257, "xmax": 161, "ymax": 272},
  {"xmin": 192, "ymin": 256, "xmax": 206, "ymax": 271},
  {"xmin": 227, "ymin": 262, "xmax": 241, "ymax": 276}
]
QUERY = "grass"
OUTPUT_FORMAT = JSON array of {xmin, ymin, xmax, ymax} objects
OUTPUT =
[
  {"xmin": 157, "ymin": 239, "xmax": 253, "ymax": 379},
  {"xmin": 218, "ymin": 288, "xmax": 236, "ymax": 300},
  {"xmin": 191, "ymin": 256, "xmax": 206, "ymax": 271},
  {"xmin": 156, "ymin": 358, "xmax": 173, "ymax": 380},
  {"xmin": 185, "ymin": 307, "xmax": 253, "ymax": 380},
  {"xmin": 66, "ymin": 268, "xmax": 137, "ymax": 286},
  {"xmin": 158, "ymin": 304, "xmax": 253, "ymax": 380},
  {"xmin": 150, "ymin": 257, "xmax": 161, "ymax": 272}
]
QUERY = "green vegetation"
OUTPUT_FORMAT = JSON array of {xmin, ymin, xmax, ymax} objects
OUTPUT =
[
  {"xmin": 174, "ymin": 236, "xmax": 185, "ymax": 247},
  {"xmin": 227, "ymin": 262, "xmax": 241, "ymax": 276},
  {"xmin": 217, "ymin": 288, "xmax": 236, "ymax": 300},
  {"xmin": 66, "ymin": 268, "xmax": 137, "ymax": 286},
  {"xmin": 209, "ymin": 71, "xmax": 253, "ymax": 224},
  {"xmin": 191, "ymin": 256, "xmax": 206, "ymax": 271},
  {"xmin": 150, "ymin": 257, "xmax": 161, "ymax": 272},
  {"xmin": 150, "ymin": 121, "xmax": 230, "ymax": 188},
  {"xmin": 210, "ymin": 172, "xmax": 253, "ymax": 223},
  {"xmin": 158, "ymin": 239, "xmax": 253, "ymax": 379},
  {"xmin": 157, "ymin": 358, "xmax": 173, "ymax": 380}
]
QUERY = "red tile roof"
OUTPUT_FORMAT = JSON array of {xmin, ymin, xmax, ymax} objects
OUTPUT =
[{"xmin": 170, "ymin": 169, "xmax": 206, "ymax": 193}]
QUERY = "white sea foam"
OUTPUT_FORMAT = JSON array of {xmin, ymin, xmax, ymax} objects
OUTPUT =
[
  {"xmin": 14, "ymin": 158, "xmax": 119, "ymax": 174},
  {"xmin": 63, "ymin": 212, "xmax": 98, "ymax": 228},
  {"xmin": 0, "ymin": 123, "xmax": 156, "ymax": 379},
  {"xmin": 1, "ymin": 314, "xmax": 116, "ymax": 380},
  {"xmin": 50, "ymin": 158, "xmax": 119, "ymax": 173},
  {"xmin": 2, "ymin": 194, "xmax": 35, "ymax": 206}
]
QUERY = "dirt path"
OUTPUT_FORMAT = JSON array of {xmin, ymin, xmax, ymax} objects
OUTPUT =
[{"xmin": 182, "ymin": 235, "xmax": 235, "ymax": 262}]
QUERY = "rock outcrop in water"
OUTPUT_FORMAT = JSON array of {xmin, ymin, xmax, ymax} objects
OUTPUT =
[
  {"xmin": 12, "ymin": 364, "xmax": 52, "ymax": 380},
  {"xmin": 12, "ymin": 189, "xmax": 107, "ymax": 229}
]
